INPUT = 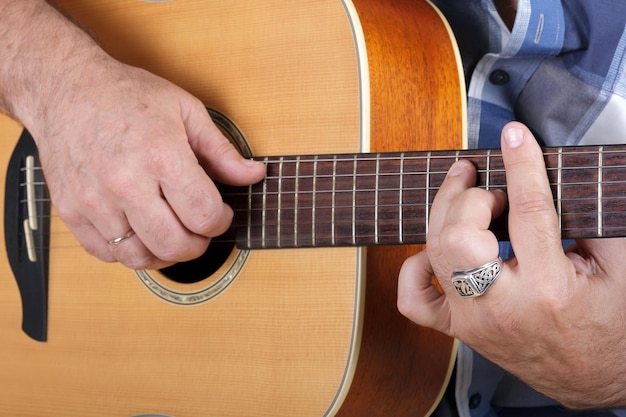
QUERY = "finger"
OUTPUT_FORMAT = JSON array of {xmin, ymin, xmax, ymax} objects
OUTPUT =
[
  {"xmin": 566, "ymin": 238, "xmax": 626, "ymax": 280},
  {"xmin": 62, "ymin": 209, "xmax": 172, "ymax": 270},
  {"xmin": 108, "ymin": 231, "xmax": 173, "ymax": 271},
  {"xmin": 122, "ymin": 189, "xmax": 214, "ymax": 265},
  {"xmin": 426, "ymin": 160, "xmax": 476, "ymax": 251},
  {"xmin": 156, "ymin": 148, "xmax": 236, "ymax": 239},
  {"xmin": 65, "ymin": 219, "xmax": 117, "ymax": 263},
  {"xmin": 397, "ymin": 250, "xmax": 451, "ymax": 333},
  {"xmin": 69, "ymin": 158, "xmax": 215, "ymax": 267},
  {"xmin": 500, "ymin": 122, "xmax": 564, "ymax": 264},
  {"xmin": 427, "ymin": 159, "xmax": 506, "ymax": 281},
  {"xmin": 183, "ymin": 100, "xmax": 266, "ymax": 186},
  {"xmin": 129, "ymin": 111, "xmax": 237, "ymax": 240},
  {"xmin": 438, "ymin": 187, "xmax": 506, "ymax": 271},
  {"xmin": 53, "ymin": 183, "xmax": 157, "ymax": 265}
]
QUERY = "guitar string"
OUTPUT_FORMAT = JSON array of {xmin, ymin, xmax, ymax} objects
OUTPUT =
[
  {"xmin": 244, "ymin": 146, "xmax": 626, "ymax": 163},
  {"xmin": 19, "ymin": 153, "xmax": 626, "ymax": 248},
  {"xmin": 17, "ymin": 223, "xmax": 626, "ymax": 252},
  {"xmin": 18, "ymin": 185, "xmax": 626, "ymax": 210},
  {"xmin": 19, "ymin": 173, "xmax": 626, "ymax": 218},
  {"xmin": 20, "ymin": 145, "xmax": 626, "ymax": 170},
  {"xmin": 18, "ymin": 196, "xmax": 626, "ymax": 249}
]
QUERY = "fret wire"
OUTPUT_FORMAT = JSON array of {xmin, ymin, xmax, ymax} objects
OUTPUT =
[
  {"xmin": 399, "ymin": 152, "xmax": 405, "ymax": 243},
  {"xmin": 598, "ymin": 146, "xmax": 604, "ymax": 236},
  {"xmin": 277, "ymin": 156, "xmax": 284, "ymax": 248},
  {"xmin": 425, "ymin": 151, "xmax": 432, "ymax": 236},
  {"xmin": 485, "ymin": 149, "xmax": 491, "ymax": 191},
  {"xmin": 375, "ymin": 153, "xmax": 380, "ymax": 244},
  {"xmin": 247, "ymin": 182, "xmax": 253, "ymax": 248},
  {"xmin": 557, "ymin": 147, "xmax": 563, "ymax": 232},
  {"xmin": 352, "ymin": 155, "xmax": 358, "ymax": 246},
  {"xmin": 294, "ymin": 156, "xmax": 301, "ymax": 247},
  {"xmin": 332, "ymin": 156, "xmax": 337, "ymax": 246},
  {"xmin": 312, "ymin": 155, "xmax": 318, "ymax": 246},
  {"xmin": 261, "ymin": 157, "xmax": 269, "ymax": 248}
]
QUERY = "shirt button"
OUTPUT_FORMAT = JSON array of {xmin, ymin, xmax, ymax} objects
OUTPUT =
[
  {"xmin": 469, "ymin": 393, "xmax": 482, "ymax": 409},
  {"xmin": 489, "ymin": 69, "xmax": 510, "ymax": 85}
]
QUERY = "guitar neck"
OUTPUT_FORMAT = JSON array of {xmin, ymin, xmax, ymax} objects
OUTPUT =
[{"xmin": 227, "ymin": 144, "xmax": 626, "ymax": 249}]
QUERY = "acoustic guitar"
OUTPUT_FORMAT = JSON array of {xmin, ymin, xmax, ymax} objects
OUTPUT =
[{"xmin": 0, "ymin": 0, "xmax": 465, "ymax": 416}]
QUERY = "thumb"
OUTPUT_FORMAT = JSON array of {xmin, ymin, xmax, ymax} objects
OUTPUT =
[
  {"xmin": 397, "ymin": 250, "xmax": 451, "ymax": 334},
  {"xmin": 184, "ymin": 101, "xmax": 266, "ymax": 186}
]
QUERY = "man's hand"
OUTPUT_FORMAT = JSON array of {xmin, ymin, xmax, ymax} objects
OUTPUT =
[
  {"xmin": 398, "ymin": 122, "xmax": 626, "ymax": 409},
  {"xmin": 37, "ymin": 62, "xmax": 266, "ymax": 270},
  {"xmin": 0, "ymin": 0, "xmax": 266, "ymax": 269}
]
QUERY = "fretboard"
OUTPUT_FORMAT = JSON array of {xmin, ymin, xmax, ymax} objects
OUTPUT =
[{"xmin": 224, "ymin": 144, "xmax": 626, "ymax": 250}]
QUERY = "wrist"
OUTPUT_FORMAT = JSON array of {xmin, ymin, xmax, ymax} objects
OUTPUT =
[{"xmin": 0, "ymin": 0, "xmax": 109, "ymax": 133}]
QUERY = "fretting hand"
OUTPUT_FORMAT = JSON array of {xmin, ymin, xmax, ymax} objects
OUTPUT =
[{"xmin": 398, "ymin": 122, "xmax": 626, "ymax": 409}]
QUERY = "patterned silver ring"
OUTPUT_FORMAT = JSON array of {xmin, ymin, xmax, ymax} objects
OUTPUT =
[
  {"xmin": 107, "ymin": 230, "xmax": 136, "ymax": 246},
  {"xmin": 451, "ymin": 257, "xmax": 502, "ymax": 298}
]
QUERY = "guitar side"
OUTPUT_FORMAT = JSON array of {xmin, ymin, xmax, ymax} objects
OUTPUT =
[{"xmin": 0, "ymin": 1, "xmax": 463, "ymax": 416}]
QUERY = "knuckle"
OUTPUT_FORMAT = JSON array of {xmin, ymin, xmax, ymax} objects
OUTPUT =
[
  {"xmin": 396, "ymin": 293, "xmax": 416, "ymax": 319},
  {"xmin": 150, "ymin": 230, "xmax": 212, "ymax": 263},
  {"xmin": 53, "ymin": 202, "xmax": 81, "ymax": 228},
  {"xmin": 147, "ymin": 145, "xmax": 179, "ymax": 174},
  {"xmin": 84, "ymin": 243, "xmax": 116, "ymax": 263},
  {"xmin": 143, "ymin": 137, "xmax": 192, "ymax": 180},
  {"xmin": 185, "ymin": 196, "xmax": 232, "ymax": 236},
  {"xmin": 511, "ymin": 190, "xmax": 555, "ymax": 217},
  {"xmin": 439, "ymin": 223, "xmax": 475, "ymax": 254},
  {"xmin": 122, "ymin": 254, "xmax": 156, "ymax": 270},
  {"xmin": 212, "ymin": 139, "xmax": 239, "ymax": 160},
  {"xmin": 196, "ymin": 206, "xmax": 232, "ymax": 236}
]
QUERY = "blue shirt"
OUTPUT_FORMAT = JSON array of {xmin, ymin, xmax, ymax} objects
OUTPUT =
[{"xmin": 429, "ymin": 0, "xmax": 626, "ymax": 416}]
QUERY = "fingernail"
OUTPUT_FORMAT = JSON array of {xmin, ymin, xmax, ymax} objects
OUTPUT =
[
  {"xmin": 504, "ymin": 125, "xmax": 524, "ymax": 148},
  {"xmin": 243, "ymin": 158, "xmax": 262, "ymax": 168},
  {"xmin": 447, "ymin": 161, "xmax": 467, "ymax": 177}
]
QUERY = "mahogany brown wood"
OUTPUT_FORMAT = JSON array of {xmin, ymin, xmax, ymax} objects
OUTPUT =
[{"xmin": 335, "ymin": 1, "xmax": 461, "ymax": 416}]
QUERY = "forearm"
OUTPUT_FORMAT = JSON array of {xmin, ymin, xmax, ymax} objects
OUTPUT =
[{"xmin": 0, "ymin": 0, "xmax": 108, "ymax": 132}]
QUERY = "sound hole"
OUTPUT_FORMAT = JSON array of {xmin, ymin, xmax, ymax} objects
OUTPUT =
[{"xmin": 158, "ymin": 231, "xmax": 236, "ymax": 284}]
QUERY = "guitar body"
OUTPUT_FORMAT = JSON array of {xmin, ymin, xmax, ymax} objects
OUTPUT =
[{"xmin": 0, "ymin": 1, "xmax": 463, "ymax": 416}]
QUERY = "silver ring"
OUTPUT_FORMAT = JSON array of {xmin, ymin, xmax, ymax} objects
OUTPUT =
[
  {"xmin": 107, "ymin": 230, "xmax": 136, "ymax": 246},
  {"xmin": 451, "ymin": 257, "xmax": 502, "ymax": 298}
]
